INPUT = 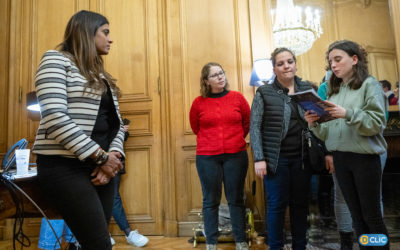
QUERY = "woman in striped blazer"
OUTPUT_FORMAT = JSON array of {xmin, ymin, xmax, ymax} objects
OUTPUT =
[{"xmin": 33, "ymin": 10, "xmax": 124, "ymax": 250}]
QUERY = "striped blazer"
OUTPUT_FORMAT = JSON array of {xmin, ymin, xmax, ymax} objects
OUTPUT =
[{"xmin": 33, "ymin": 50, "xmax": 125, "ymax": 161}]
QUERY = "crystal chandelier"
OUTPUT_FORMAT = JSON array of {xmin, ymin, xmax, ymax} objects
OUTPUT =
[{"xmin": 271, "ymin": 0, "xmax": 323, "ymax": 56}]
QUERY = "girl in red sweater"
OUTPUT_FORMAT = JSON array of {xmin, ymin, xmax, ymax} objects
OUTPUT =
[{"xmin": 189, "ymin": 62, "xmax": 250, "ymax": 250}]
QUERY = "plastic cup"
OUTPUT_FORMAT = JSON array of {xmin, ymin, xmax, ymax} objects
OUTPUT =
[{"xmin": 15, "ymin": 149, "xmax": 30, "ymax": 175}]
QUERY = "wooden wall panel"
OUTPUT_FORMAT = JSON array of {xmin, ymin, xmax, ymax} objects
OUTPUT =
[
  {"xmin": 25, "ymin": 0, "xmax": 83, "ymax": 144},
  {"xmin": 0, "ymin": 0, "xmax": 11, "ymax": 238},
  {"xmin": 236, "ymin": 0, "xmax": 255, "ymax": 105},
  {"xmin": 331, "ymin": 0, "xmax": 396, "ymax": 85},
  {"xmin": 367, "ymin": 47, "xmax": 398, "ymax": 85},
  {"xmin": 103, "ymin": 0, "xmax": 150, "ymax": 100},
  {"xmin": 6, "ymin": 0, "xmax": 87, "ymax": 146},
  {"xmin": 101, "ymin": 0, "xmax": 163, "ymax": 235},
  {"xmin": 0, "ymin": 0, "xmax": 10, "ymax": 155},
  {"xmin": 126, "ymin": 111, "xmax": 153, "ymax": 136},
  {"xmin": 334, "ymin": 0, "xmax": 394, "ymax": 49},
  {"xmin": 34, "ymin": 0, "xmax": 79, "ymax": 62},
  {"xmin": 186, "ymin": 158, "xmax": 202, "ymax": 215},
  {"xmin": 182, "ymin": 0, "xmax": 240, "ymax": 134},
  {"xmin": 249, "ymin": 0, "xmax": 274, "ymax": 61},
  {"xmin": 7, "ymin": 0, "xmax": 30, "ymax": 146},
  {"xmin": 122, "ymin": 148, "xmax": 152, "ymax": 215}
]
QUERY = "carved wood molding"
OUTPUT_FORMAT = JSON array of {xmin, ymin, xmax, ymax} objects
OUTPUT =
[
  {"xmin": 365, "ymin": 46, "xmax": 396, "ymax": 55},
  {"xmin": 120, "ymin": 109, "xmax": 153, "ymax": 137},
  {"xmin": 124, "ymin": 214, "xmax": 155, "ymax": 223},
  {"xmin": 118, "ymin": 95, "xmax": 152, "ymax": 103},
  {"xmin": 333, "ymin": 0, "xmax": 386, "ymax": 7},
  {"xmin": 182, "ymin": 145, "xmax": 196, "ymax": 151}
]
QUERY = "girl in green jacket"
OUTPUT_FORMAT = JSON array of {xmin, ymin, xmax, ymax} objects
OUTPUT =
[{"xmin": 305, "ymin": 40, "xmax": 389, "ymax": 250}]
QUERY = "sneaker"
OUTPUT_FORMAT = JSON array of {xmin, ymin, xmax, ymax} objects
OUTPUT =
[
  {"xmin": 236, "ymin": 242, "xmax": 249, "ymax": 250},
  {"xmin": 110, "ymin": 235, "xmax": 115, "ymax": 246},
  {"xmin": 126, "ymin": 230, "xmax": 149, "ymax": 247},
  {"xmin": 206, "ymin": 244, "xmax": 217, "ymax": 250}
]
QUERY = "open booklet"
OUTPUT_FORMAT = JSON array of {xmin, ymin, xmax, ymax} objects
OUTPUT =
[{"xmin": 289, "ymin": 88, "xmax": 337, "ymax": 123}]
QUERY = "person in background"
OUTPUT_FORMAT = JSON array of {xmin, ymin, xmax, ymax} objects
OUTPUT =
[
  {"xmin": 189, "ymin": 62, "xmax": 251, "ymax": 250},
  {"xmin": 109, "ymin": 118, "xmax": 148, "ymax": 247},
  {"xmin": 317, "ymin": 70, "xmax": 332, "ymax": 100},
  {"xmin": 380, "ymin": 80, "xmax": 397, "ymax": 105},
  {"xmin": 388, "ymin": 81, "xmax": 399, "ymax": 105},
  {"xmin": 306, "ymin": 77, "xmax": 335, "ymax": 232},
  {"xmin": 250, "ymin": 47, "xmax": 315, "ymax": 250},
  {"xmin": 305, "ymin": 40, "xmax": 389, "ymax": 250},
  {"xmin": 33, "ymin": 10, "xmax": 124, "ymax": 250}
]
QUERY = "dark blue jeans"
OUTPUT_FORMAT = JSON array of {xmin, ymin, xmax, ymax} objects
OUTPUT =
[
  {"xmin": 196, "ymin": 150, "xmax": 248, "ymax": 244},
  {"xmin": 37, "ymin": 155, "xmax": 114, "ymax": 250},
  {"xmin": 264, "ymin": 156, "xmax": 311, "ymax": 250},
  {"xmin": 333, "ymin": 151, "xmax": 389, "ymax": 250},
  {"xmin": 112, "ymin": 173, "xmax": 131, "ymax": 234}
]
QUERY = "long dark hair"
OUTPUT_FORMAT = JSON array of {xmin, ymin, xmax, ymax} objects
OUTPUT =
[
  {"xmin": 326, "ymin": 40, "xmax": 368, "ymax": 97},
  {"xmin": 58, "ymin": 10, "xmax": 120, "ymax": 97}
]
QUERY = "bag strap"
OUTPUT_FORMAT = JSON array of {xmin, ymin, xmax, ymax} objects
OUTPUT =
[
  {"xmin": 289, "ymin": 102, "xmax": 310, "ymax": 164},
  {"xmin": 291, "ymin": 101, "xmax": 329, "ymax": 155},
  {"xmin": 291, "ymin": 101, "xmax": 308, "ymax": 131}
]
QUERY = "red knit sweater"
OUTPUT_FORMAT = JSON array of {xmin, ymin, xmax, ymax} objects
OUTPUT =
[{"xmin": 189, "ymin": 91, "xmax": 250, "ymax": 155}]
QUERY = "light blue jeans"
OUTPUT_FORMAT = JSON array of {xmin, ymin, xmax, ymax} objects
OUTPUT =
[
  {"xmin": 38, "ymin": 218, "xmax": 76, "ymax": 250},
  {"xmin": 333, "ymin": 151, "xmax": 386, "ymax": 232}
]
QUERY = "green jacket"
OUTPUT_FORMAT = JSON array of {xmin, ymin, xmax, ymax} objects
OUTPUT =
[{"xmin": 311, "ymin": 76, "xmax": 387, "ymax": 155}]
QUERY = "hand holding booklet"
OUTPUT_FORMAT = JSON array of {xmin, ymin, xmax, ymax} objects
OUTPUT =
[{"xmin": 289, "ymin": 88, "xmax": 337, "ymax": 123}]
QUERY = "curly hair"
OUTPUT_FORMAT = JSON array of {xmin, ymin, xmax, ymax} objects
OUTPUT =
[
  {"xmin": 326, "ymin": 40, "xmax": 368, "ymax": 97},
  {"xmin": 199, "ymin": 62, "xmax": 230, "ymax": 97}
]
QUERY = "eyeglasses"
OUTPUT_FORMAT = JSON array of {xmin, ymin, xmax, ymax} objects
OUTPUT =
[{"xmin": 208, "ymin": 71, "xmax": 225, "ymax": 79}]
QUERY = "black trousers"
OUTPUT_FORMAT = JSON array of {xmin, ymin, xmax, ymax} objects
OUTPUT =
[
  {"xmin": 333, "ymin": 151, "xmax": 389, "ymax": 250},
  {"xmin": 37, "ymin": 155, "xmax": 114, "ymax": 250}
]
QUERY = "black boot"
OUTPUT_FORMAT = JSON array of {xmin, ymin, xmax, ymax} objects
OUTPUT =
[{"xmin": 339, "ymin": 231, "xmax": 353, "ymax": 250}]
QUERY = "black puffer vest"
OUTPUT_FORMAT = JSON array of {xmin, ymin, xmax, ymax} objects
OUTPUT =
[{"xmin": 256, "ymin": 76, "xmax": 312, "ymax": 173}]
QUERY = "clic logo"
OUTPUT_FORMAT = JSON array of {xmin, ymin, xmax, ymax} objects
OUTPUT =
[{"xmin": 359, "ymin": 234, "xmax": 388, "ymax": 246}]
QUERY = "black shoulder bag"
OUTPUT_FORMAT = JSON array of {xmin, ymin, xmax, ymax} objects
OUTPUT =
[{"xmin": 293, "ymin": 104, "xmax": 327, "ymax": 173}]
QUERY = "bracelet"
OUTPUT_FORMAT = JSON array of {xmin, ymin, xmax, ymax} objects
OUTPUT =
[
  {"xmin": 95, "ymin": 150, "xmax": 109, "ymax": 166},
  {"xmin": 94, "ymin": 148, "xmax": 102, "ymax": 159}
]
